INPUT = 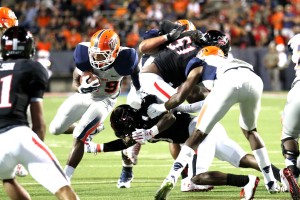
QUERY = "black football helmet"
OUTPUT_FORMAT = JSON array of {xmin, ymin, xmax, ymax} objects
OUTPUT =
[
  {"xmin": 1, "ymin": 26, "xmax": 35, "ymax": 60},
  {"xmin": 201, "ymin": 30, "xmax": 230, "ymax": 56},
  {"xmin": 110, "ymin": 104, "xmax": 140, "ymax": 139}
]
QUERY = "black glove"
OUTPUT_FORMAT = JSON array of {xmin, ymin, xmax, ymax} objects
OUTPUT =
[
  {"xmin": 166, "ymin": 24, "xmax": 187, "ymax": 41},
  {"xmin": 190, "ymin": 30, "xmax": 205, "ymax": 45}
]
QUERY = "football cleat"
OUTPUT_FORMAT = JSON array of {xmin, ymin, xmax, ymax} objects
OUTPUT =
[
  {"xmin": 14, "ymin": 164, "xmax": 28, "ymax": 177},
  {"xmin": 154, "ymin": 176, "xmax": 176, "ymax": 200},
  {"xmin": 240, "ymin": 175, "xmax": 260, "ymax": 200},
  {"xmin": 265, "ymin": 180, "xmax": 280, "ymax": 194},
  {"xmin": 181, "ymin": 177, "xmax": 214, "ymax": 192},
  {"xmin": 280, "ymin": 167, "xmax": 300, "ymax": 200},
  {"xmin": 117, "ymin": 167, "xmax": 134, "ymax": 188}
]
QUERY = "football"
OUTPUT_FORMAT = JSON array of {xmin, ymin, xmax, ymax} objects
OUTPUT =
[{"xmin": 80, "ymin": 71, "xmax": 100, "ymax": 85}]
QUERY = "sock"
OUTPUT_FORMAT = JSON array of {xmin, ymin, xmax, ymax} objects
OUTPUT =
[
  {"xmin": 167, "ymin": 145, "xmax": 194, "ymax": 183},
  {"xmin": 64, "ymin": 165, "xmax": 75, "ymax": 180},
  {"xmin": 123, "ymin": 166, "xmax": 133, "ymax": 173},
  {"xmin": 227, "ymin": 174, "xmax": 249, "ymax": 187},
  {"xmin": 253, "ymin": 147, "xmax": 275, "ymax": 184}
]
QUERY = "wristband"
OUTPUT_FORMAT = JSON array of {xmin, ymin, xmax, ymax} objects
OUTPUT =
[
  {"xmin": 150, "ymin": 125, "xmax": 159, "ymax": 136},
  {"xmin": 98, "ymin": 144, "xmax": 103, "ymax": 153},
  {"xmin": 163, "ymin": 34, "xmax": 169, "ymax": 41}
]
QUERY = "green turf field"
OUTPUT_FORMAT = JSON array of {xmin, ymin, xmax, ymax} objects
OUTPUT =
[{"xmin": 0, "ymin": 92, "xmax": 294, "ymax": 200}]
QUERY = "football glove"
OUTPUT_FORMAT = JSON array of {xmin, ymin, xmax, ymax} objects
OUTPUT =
[
  {"xmin": 78, "ymin": 76, "xmax": 100, "ymax": 93},
  {"xmin": 147, "ymin": 103, "xmax": 167, "ymax": 119},
  {"xmin": 166, "ymin": 24, "xmax": 187, "ymax": 41},
  {"xmin": 132, "ymin": 128, "xmax": 154, "ymax": 145}
]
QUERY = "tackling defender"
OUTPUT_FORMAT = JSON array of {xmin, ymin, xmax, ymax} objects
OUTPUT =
[{"xmin": 49, "ymin": 29, "xmax": 141, "ymax": 181}]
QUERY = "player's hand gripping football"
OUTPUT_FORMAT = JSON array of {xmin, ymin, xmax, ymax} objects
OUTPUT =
[
  {"xmin": 78, "ymin": 76, "xmax": 100, "ymax": 93},
  {"xmin": 132, "ymin": 128, "xmax": 154, "ymax": 144},
  {"xmin": 147, "ymin": 103, "xmax": 167, "ymax": 119}
]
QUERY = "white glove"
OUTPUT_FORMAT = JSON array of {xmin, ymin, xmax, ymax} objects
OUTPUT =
[
  {"xmin": 78, "ymin": 76, "xmax": 100, "ymax": 93},
  {"xmin": 147, "ymin": 103, "xmax": 167, "ymax": 119},
  {"xmin": 132, "ymin": 128, "xmax": 154, "ymax": 144}
]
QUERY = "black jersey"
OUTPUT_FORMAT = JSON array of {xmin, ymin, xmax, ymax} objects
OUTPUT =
[
  {"xmin": 154, "ymin": 33, "xmax": 203, "ymax": 88},
  {"xmin": 138, "ymin": 95, "xmax": 193, "ymax": 144},
  {"xmin": 0, "ymin": 59, "xmax": 48, "ymax": 129}
]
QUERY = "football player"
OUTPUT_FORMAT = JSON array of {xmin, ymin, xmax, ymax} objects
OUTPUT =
[
  {"xmin": 86, "ymin": 94, "xmax": 286, "ymax": 200},
  {"xmin": 49, "ymin": 29, "xmax": 141, "ymax": 181},
  {"xmin": 0, "ymin": 6, "xmax": 29, "ymax": 178},
  {"xmin": 0, "ymin": 26, "xmax": 79, "ymax": 200},
  {"xmin": 0, "ymin": 7, "xmax": 18, "ymax": 36},
  {"xmin": 150, "ymin": 41, "xmax": 297, "ymax": 199},
  {"xmin": 119, "ymin": 19, "xmax": 202, "ymax": 190},
  {"xmin": 280, "ymin": 33, "xmax": 300, "ymax": 199}
]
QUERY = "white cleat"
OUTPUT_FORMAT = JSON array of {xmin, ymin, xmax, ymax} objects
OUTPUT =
[
  {"xmin": 181, "ymin": 177, "xmax": 214, "ymax": 192},
  {"xmin": 14, "ymin": 164, "xmax": 28, "ymax": 177},
  {"xmin": 265, "ymin": 180, "xmax": 280, "ymax": 194},
  {"xmin": 240, "ymin": 175, "xmax": 260, "ymax": 200}
]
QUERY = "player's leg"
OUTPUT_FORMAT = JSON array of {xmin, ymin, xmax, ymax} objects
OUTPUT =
[
  {"xmin": 139, "ymin": 73, "xmax": 177, "ymax": 102},
  {"xmin": 155, "ymin": 86, "xmax": 236, "ymax": 199},
  {"xmin": 239, "ymin": 72, "xmax": 280, "ymax": 193},
  {"xmin": 191, "ymin": 171, "xmax": 260, "ymax": 200},
  {"xmin": 49, "ymin": 93, "xmax": 90, "ymax": 135},
  {"xmin": 2, "ymin": 179, "xmax": 31, "ymax": 200},
  {"xmin": 64, "ymin": 98, "xmax": 114, "ymax": 180},
  {"xmin": 21, "ymin": 128, "xmax": 79, "ymax": 199},
  {"xmin": 280, "ymin": 83, "xmax": 300, "ymax": 198}
]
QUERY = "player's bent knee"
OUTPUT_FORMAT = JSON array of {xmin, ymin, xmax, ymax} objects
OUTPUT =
[
  {"xmin": 54, "ymin": 185, "xmax": 79, "ymax": 200},
  {"xmin": 49, "ymin": 122, "xmax": 63, "ymax": 135}
]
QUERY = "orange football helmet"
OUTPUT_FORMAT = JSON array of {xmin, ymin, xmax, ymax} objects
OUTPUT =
[
  {"xmin": 175, "ymin": 19, "xmax": 196, "ymax": 31},
  {"xmin": 197, "ymin": 46, "xmax": 224, "ymax": 58},
  {"xmin": 89, "ymin": 29, "xmax": 120, "ymax": 70},
  {"xmin": 0, "ymin": 7, "xmax": 18, "ymax": 35}
]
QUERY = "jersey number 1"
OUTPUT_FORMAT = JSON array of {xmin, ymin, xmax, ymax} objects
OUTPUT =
[{"xmin": 0, "ymin": 75, "xmax": 12, "ymax": 108}]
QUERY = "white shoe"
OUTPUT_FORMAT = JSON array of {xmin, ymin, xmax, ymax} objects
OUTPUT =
[
  {"xmin": 266, "ymin": 180, "xmax": 280, "ymax": 194},
  {"xmin": 14, "ymin": 164, "xmax": 28, "ymax": 177},
  {"xmin": 116, "ymin": 167, "xmax": 134, "ymax": 188},
  {"xmin": 126, "ymin": 143, "xmax": 141, "ymax": 165},
  {"xmin": 240, "ymin": 175, "xmax": 260, "ymax": 200},
  {"xmin": 154, "ymin": 175, "xmax": 176, "ymax": 200},
  {"xmin": 84, "ymin": 141, "xmax": 99, "ymax": 155},
  {"xmin": 181, "ymin": 177, "xmax": 214, "ymax": 192}
]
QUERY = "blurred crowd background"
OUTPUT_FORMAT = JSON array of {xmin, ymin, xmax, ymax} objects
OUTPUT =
[{"xmin": 2, "ymin": 0, "xmax": 300, "ymax": 92}]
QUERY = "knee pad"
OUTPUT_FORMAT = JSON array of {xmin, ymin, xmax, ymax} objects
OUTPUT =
[{"xmin": 281, "ymin": 137, "xmax": 299, "ymax": 158}]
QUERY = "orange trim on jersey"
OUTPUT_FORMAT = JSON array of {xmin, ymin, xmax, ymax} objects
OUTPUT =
[
  {"xmin": 196, "ymin": 102, "xmax": 207, "ymax": 128},
  {"xmin": 82, "ymin": 121, "xmax": 101, "ymax": 143},
  {"xmin": 32, "ymin": 137, "xmax": 55, "ymax": 160},
  {"xmin": 154, "ymin": 82, "xmax": 171, "ymax": 99}
]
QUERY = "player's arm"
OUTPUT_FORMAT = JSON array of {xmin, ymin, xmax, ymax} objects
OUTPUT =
[
  {"xmin": 72, "ymin": 68, "xmax": 81, "ymax": 91},
  {"xmin": 139, "ymin": 35, "xmax": 168, "ymax": 55},
  {"xmin": 132, "ymin": 111, "xmax": 176, "ymax": 144},
  {"xmin": 30, "ymin": 101, "xmax": 46, "ymax": 141}
]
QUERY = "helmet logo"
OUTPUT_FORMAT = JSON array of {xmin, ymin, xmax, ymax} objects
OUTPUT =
[
  {"xmin": 217, "ymin": 36, "xmax": 227, "ymax": 46},
  {"xmin": 108, "ymin": 35, "xmax": 118, "ymax": 51}
]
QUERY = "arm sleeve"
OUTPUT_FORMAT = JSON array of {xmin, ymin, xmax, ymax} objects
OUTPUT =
[{"xmin": 102, "ymin": 139, "xmax": 134, "ymax": 152}]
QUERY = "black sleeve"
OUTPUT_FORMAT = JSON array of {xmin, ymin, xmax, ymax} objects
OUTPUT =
[
  {"xmin": 103, "ymin": 139, "xmax": 135, "ymax": 152},
  {"xmin": 28, "ymin": 61, "xmax": 49, "ymax": 98}
]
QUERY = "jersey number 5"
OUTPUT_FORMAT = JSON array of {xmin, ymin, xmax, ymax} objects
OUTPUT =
[{"xmin": 0, "ymin": 75, "xmax": 12, "ymax": 108}]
